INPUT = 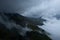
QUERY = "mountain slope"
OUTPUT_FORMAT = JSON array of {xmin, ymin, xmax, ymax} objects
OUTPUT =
[{"xmin": 0, "ymin": 12, "xmax": 51, "ymax": 40}]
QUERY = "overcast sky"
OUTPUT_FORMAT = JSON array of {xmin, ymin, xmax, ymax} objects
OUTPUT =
[
  {"xmin": 0, "ymin": 0, "xmax": 60, "ymax": 40},
  {"xmin": 0, "ymin": 0, "xmax": 43, "ymax": 13}
]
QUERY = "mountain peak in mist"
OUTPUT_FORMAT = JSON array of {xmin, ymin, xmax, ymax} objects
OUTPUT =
[{"xmin": 0, "ymin": 12, "xmax": 51, "ymax": 40}]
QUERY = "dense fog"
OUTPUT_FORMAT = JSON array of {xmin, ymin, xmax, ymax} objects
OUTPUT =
[
  {"xmin": 0, "ymin": 0, "xmax": 60, "ymax": 40},
  {"xmin": 21, "ymin": 0, "xmax": 60, "ymax": 40}
]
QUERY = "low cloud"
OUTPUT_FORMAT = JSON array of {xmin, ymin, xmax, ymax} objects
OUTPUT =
[
  {"xmin": 0, "ymin": 0, "xmax": 60, "ymax": 40},
  {"xmin": 21, "ymin": 0, "xmax": 60, "ymax": 40}
]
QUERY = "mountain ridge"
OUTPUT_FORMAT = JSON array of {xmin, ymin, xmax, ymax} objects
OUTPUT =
[{"xmin": 0, "ymin": 12, "xmax": 51, "ymax": 40}]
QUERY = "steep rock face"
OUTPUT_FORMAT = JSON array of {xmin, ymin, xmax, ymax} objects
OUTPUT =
[{"xmin": 0, "ymin": 12, "xmax": 51, "ymax": 40}]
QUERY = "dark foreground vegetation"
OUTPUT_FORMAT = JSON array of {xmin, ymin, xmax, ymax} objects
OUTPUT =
[{"xmin": 0, "ymin": 13, "xmax": 51, "ymax": 40}]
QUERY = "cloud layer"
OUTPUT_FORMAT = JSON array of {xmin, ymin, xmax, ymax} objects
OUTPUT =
[
  {"xmin": 0, "ymin": 0, "xmax": 60, "ymax": 40},
  {"xmin": 21, "ymin": 0, "xmax": 60, "ymax": 18},
  {"xmin": 21, "ymin": 0, "xmax": 60, "ymax": 40}
]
